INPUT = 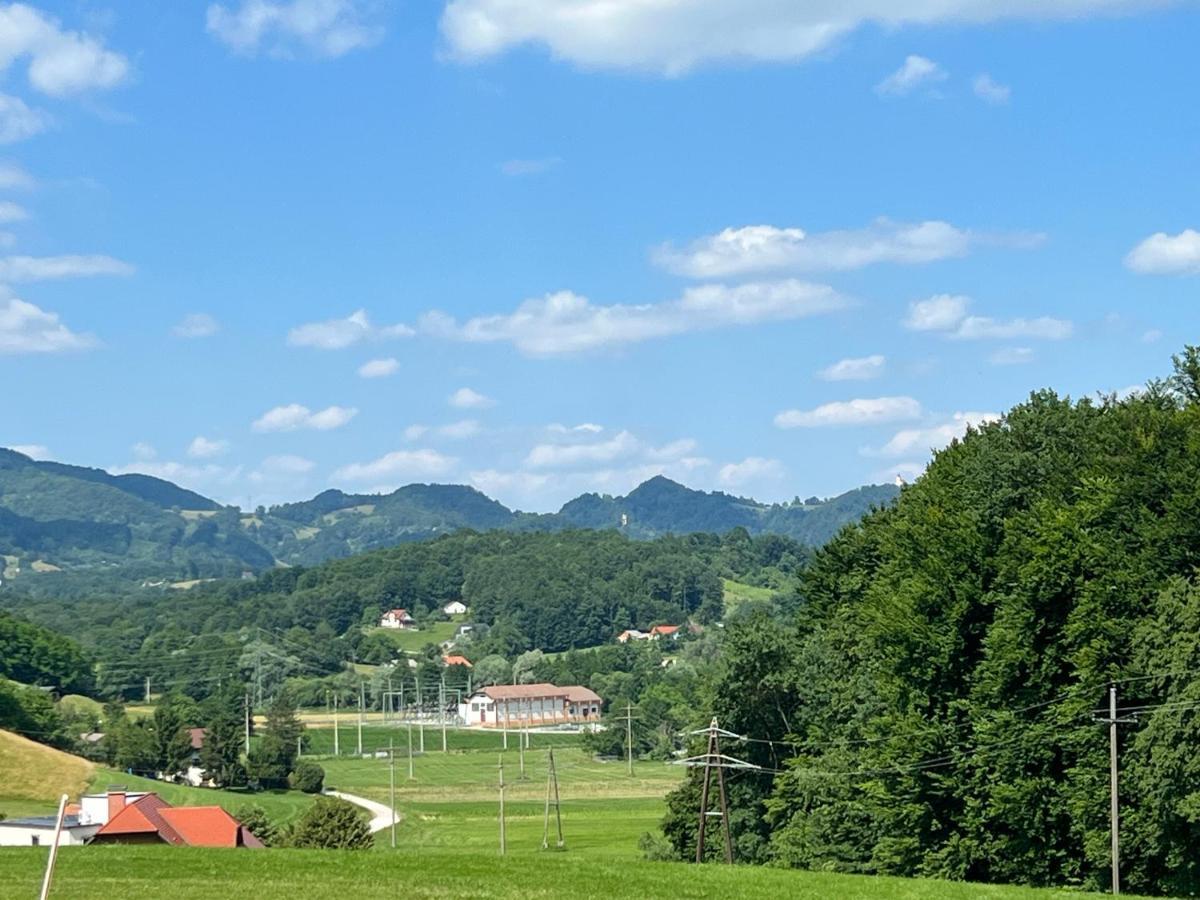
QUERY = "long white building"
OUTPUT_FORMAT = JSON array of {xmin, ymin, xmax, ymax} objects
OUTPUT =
[{"xmin": 458, "ymin": 683, "xmax": 602, "ymax": 727}]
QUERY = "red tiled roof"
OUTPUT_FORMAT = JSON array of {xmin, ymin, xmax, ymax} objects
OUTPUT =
[
  {"xmin": 482, "ymin": 683, "xmax": 567, "ymax": 701},
  {"xmin": 159, "ymin": 806, "xmax": 250, "ymax": 848},
  {"xmin": 564, "ymin": 686, "xmax": 601, "ymax": 703},
  {"xmin": 95, "ymin": 794, "xmax": 182, "ymax": 844},
  {"xmin": 650, "ymin": 624, "xmax": 680, "ymax": 635},
  {"xmin": 188, "ymin": 727, "xmax": 206, "ymax": 750},
  {"xmin": 442, "ymin": 655, "xmax": 473, "ymax": 667}
]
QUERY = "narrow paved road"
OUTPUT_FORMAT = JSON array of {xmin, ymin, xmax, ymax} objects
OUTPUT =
[{"xmin": 324, "ymin": 789, "xmax": 399, "ymax": 833}]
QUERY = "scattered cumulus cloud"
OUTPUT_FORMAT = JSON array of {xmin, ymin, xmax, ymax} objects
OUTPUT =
[
  {"xmin": 252, "ymin": 403, "xmax": 358, "ymax": 432},
  {"xmin": 172, "ymin": 313, "xmax": 220, "ymax": 338},
  {"xmin": 9, "ymin": 443, "xmax": 48, "ymax": 459},
  {"xmin": 0, "ymin": 200, "xmax": 27, "ymax": 223},
  {"xmin": 875, "ymin": 55, "xmax": 946, "ymax": 96},
  {"xmin": 819, "ymin": 354, "xmax": 885, "ymax": 381},
  {"xmin": 206, "ymin": 0, "xmax": 385, "ymax": 59},
  {"xmin": 439, "ymin": 0, "xmax": 1158, "ymax": 75},
  {"xmin": 1142, "ymin": 329, "xmax": 1163, "ymax": 343},
  {"xmin": 868, "ymin": 411, "xmax": 1001, "ymax": 457},
  {"xmin": 0, "ymin": 162, "xmax": 35, "ymax": 189},
  {"xmin": 358, "ymin": 357, "xmax": 398, "ymax": 378},
  {"xmin": 548, "ymin": 423, "xmax": 603, "ymax": 434},
  {"xmin": 0, "ymin": 254, "xmax": 133, "ymax": 281},
  {"xmin": 131, "ymin": 442, "xmax": 157, "ymax": 461},
  {"xmin": 500, "ymin": 157, "xmax": 560, "ymax": 176},
  {"xmin": 332, "ymin": 448, "xmax": 458, "ymax": 485},
  {"xmin": 287, "ymin": 309, "xmax": 414, "ymax": 349},
  {"xmin": 403, "ymin": 424, "xmax": 428, "ymax": 441},
  {"xmin": 0, "ymin": 93, "xmax": 49, "ymax": 143},
  {"xmin": 406, "ymin": 420, "xmax": 482, "ymax": 441},
  {"xmin": 423, "ymin": 279, "xmax": 849, "ymax": 357},
  {"xmin": 775, "ymin": 396, "xmax": 923, "ymax": 429},
  {"xmin": 717, "ymin": 456, "xmax": 785, "ymax": 488},
  {"xmin": 1125, "ymin": 229, "xmax": 1200, "ymax": 275},
  {"xmin": 989, "ymin": 346, "xmax": 1034, "ymax": 365},
  {"xmin": 0, "ymin": 4, "xmax": 130, "ymax": 96},
  {"xmin": 904, "ymin": 294, "xmax": 1072, "ymax": 340},
  {"xmin": 187, "ymin": 436, "xmax": 230, "ymax": 459},
  {"xmin": 653, "ymin": 219, "xmax": 1040, "ymax": 279},
  {"xmin": 449, "ymin": 387, "xmax": 494, "ymax": 409},
  {"xmin": 524, "ymin": 429, "xmax": 698, "ymax": 470},
  {"xmin": 973, "ymin": 73, "xmax": 1011, "ymax": 104},
  {"xmin": 0, "ymin": 296, "xmax": 93, "ymax": 354}
]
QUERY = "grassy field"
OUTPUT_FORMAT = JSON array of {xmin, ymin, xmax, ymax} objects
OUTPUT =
[
  {"xmin": 303, "ymin": 722, "xmax": 586, "ymax": 755},
  {"xmin": 0, "ymin": 730, "xmax": 94, "ymax": 818},
  {"xmin": 0, "ymin": 846, "xmax": 1143, "ymax": 899},
  {"xmin": 722, "ymin": 578, "xmax": 776, "ymax": 613},
  {"xmin": 87, "ymin": 767, "xmax": 314, "ymax": 827},
  {"xmin": 369, "ymin": 617, "xmax": 462, "ymax": 653}
]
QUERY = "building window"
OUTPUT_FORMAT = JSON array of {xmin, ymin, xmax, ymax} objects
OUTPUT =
[{"xmin": 31, "ymin": 835, "xmax": 40, "ymax": 846}]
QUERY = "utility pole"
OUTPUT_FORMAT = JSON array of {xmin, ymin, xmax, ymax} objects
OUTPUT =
[
  {"xmin": 419, "ymin": 719, "xmax": 425, "ymax": 754},
  {"xmin": 144, "ymin": 676, "xmax": 151, "ymax": 704},
  {"xmin": 333, "ymin": 692, "xmax": 340, "ymax": 757},
  {"xmin": 440, "ymin": 679, "xmax": 448, "ymax": 753},
  {"xmin": 498, "ymin": 755, "xmax": 507, "ymax": 856},
  {"xmin": 244, "ymin": 692, "xmax": 251, "ymax": 756},
  {"xmin": 1098, "ymin": 683, "xmax": 1135, "ymax": 895},
  {"xmin": 389, "ymin": 739, "xmax": 397, "ymax": 850},
  {"xmin": 357, "ymin": 680, "xmax": 365, "ymax": 757},
  {"xmin": 623, "ymin": 703, "xmax": 636, "ymax": 776},
  {"xmin": 542, "ymin": 747, "xmax": 564, "ymax": 851},
  {"xmin": 519, "ymin": 719, "xmax": 526, "ymax": 779},
  {"xmin": 503, "ymin": 700, "xmax": 509, "ymax": 750},
  {"xmin": 407, "ymin": 719, "xmax": 414, "ymax": 780},
  {"xmin": 674, "ymin": 718, "xmax": 758, "ymax": 865},
  {"xmin": 386, "ymin": 673, "xmax": 393, "ymax": 724}
]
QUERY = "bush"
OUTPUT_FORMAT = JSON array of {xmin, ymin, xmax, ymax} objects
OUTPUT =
[
  {"xmin": 289, "ymin": 760, "xmax": 325, "ymax": 794},
  {"xmin": 285, "ymin": 796, "xmax": 373, "ymax": 850},
  {"xmin": 233, "ymin": 804, "xmax": 277, "ymax": 847}
]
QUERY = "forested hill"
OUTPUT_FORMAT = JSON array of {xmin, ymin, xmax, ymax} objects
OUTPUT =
[
  {"xmin": 656, "ymin": 350, "xmax": 1200, "ymax": 896},
  {"xmin": 0, "ymin": 445, "xmax": 896, "ymax": 584}
]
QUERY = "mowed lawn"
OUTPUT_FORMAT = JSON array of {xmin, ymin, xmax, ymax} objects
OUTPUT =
[
  {"xmin": 0, "ymin": 730, "xmax": 94, "ymax": 818},
  {"xmin": 368, "ymin": 618, "xmax": 462, "ymax": 653},
  {"xmin": 0, "ymin": 846, "xmax": 1145, "ymax": 900}
]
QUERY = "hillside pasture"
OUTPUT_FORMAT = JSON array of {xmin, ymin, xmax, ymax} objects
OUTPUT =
[{"xmin": 0, "ymin": 730, "xmax": 94, "ymax": 818}]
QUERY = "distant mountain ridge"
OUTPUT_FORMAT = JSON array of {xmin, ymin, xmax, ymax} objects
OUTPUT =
[{"xmin": 0, "ymin": 446, "xmax": 898, "ymax": 585}]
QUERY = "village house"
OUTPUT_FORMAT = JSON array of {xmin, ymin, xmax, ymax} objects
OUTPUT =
[
  {"xmin": 457, "ymin": 683, "xmax": 602, "ymax": 727},
  {"xmin": 649, "ymin": 624, "xmax": 681, "ymax": 641},
  {"xmin": 0, "ymin": 812, "xmax": 99, "ymax": 847},
  {"xmin": 379, "ymin": 608, "xmax": 415, "ymax": 630},
  {"xmin": 442, "ymin": 600, "xmax": 468, "ymax": 616},
  {"xmin": 442, "ymin": 654, "xmax": 472, "ymax": 668},
  {"xmin": 90, "ymin": 791, "xmax": 263, "ymax": 848},
  {"xmin": 617, "ymin": 629, "xmax": 648, "ymax": 643}
]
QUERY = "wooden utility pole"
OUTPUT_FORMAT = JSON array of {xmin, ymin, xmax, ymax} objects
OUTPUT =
[
  {"xmin": 542, "ymin": 747, "xmax": 564, "ymax": 850},
  {"xmin": 38, "ymin": 794, "xmax": 68, "ymax": 900},
  {"xmin": 357, "ymin": 680, "xmax": 365, "ymax": 757},
  {"xmin": 407, "ymin": 719, "xmax": 414, "ymax": 780},
  {"xmin": 623, "ymin": 703, "xmax": 636, "ymax": 776},
  {"xmin": 389, "ymin": 739, "xmax": 397, "ymax": 849},
  {"xmin": 498, "ymin": 755, "xmax": 507, "ymax": 855},
  {"xmin": 333, "ymin": 692, "xmax": 340, "ymax": 757},
  {"xmin": 244, "ymin": 692, "xmax": 251, "ymax": 756},
  {"xmin": 1099, "ymin": 684, "xmax": 1134, "ymax": 895},
  {"xmin": 144, "ymin": 676, "xmax": 151, "ymax": 704},
  {"xmin": 675, "ymin": 718, "xmax": 757, "ymax": 865}
]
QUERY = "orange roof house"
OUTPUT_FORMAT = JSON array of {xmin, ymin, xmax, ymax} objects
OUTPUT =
[
  {"xmin": 91, "ymin": 793, "xmax": 262, "ymax": 848},
  {"xmin": 442, "ymin": 655, "xmax": 473, "ymax": 668},
  {"xmin": 649, "ymin": 625, "xmax": 681, "ymax": 639}
]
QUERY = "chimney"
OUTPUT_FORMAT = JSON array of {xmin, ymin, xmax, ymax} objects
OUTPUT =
[{"xmin": 107, "ymin": 791, "xmax": 126, "ymax": 821}]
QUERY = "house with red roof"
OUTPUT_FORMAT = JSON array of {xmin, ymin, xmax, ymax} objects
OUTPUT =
[
  {"xmin": 442, "ymin": 654, "xmax": 473, "ymax": 668},
  {"xmin": 648, "ymin": 624, "xmax": 681, "ymax": 640},
  {"xmin": 90, "ymin": 792, "xmax": 263, "ymax": 848},
  {"xmin": 379, "ymin": 608, "xmax": 415, "ymax": 630}
]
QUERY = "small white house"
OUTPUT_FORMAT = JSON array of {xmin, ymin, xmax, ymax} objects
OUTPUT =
[
  {"xmin": 0, "ymin": 814, "xmax": 99, "ymax": 847},
  {"xmin": 380, "ymin": 608, "xmax": 415, "ymax": 630},
  {"xmin": 442, "ymin": 600, "xmax": 468, "ymax": 616}
]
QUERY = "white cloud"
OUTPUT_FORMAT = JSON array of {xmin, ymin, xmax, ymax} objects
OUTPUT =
[
  {"xmin": 500, "ymin": 157, "xmax": 560, "ymax": 176},
  {"xmin": 0, "ymin": 4, "xmax": 129, "ymax": 96},
  {"xmin": 358, "ymin": 357, "xmax": 398, "ymax": 378},
  {"xmin": 252, "ymin": 403, "xmax": 358, "ymax": 432},
  {"xmin": 0, "ymin": 93, "xmax": 49, "ymax": 143},
  {"xmin": 526, "ymin": 430, "xmax": 640, "ymax": 468},
  {"xmin": 903, "ymin": 294, "xmax": 1072, "ymax": 340},
  {"xmin": 875, "ymin": 55, "xmax": 946, "ymax": 96},
  {"xmin": 440, "ymin": 0, "xmax": 1160, "ymax": 75},
  {"xmin": 1142, "ymin": 328, "xmax": 1163, "ymax": 343},
  {"xmin": 9, "ymin": 443, "xmax": 48, "ymax": 459},
  {"xmin": 717, "ymin": 456, "xmax": 785, "ymax": 488},
  {"xmin": 207, "ymin": 0, "xmax": 384, "ymax": 58},
  {"xmin": 0, "ymin": 200, "xmax": 27, "ymax": 223},
  {"xmin": 0, "ymin": 296, "xmax": 93, "ymax": 354},
  {"xmin": 287, "ymin": 309, "xmax": 414, "ymax": 349},
  {"xmin": 0, "ymin": 254, "xmax": 133, "ymax": 281},
  {"xmin": 110, "ymin": 459, "xmax": 243, "ymax": 493},
  {"xmin": 449, "ymin": 387, "xmax": 494, "ymax": 409},
  {"xmin": 819, "ymin": 354, "xmax": 885, "ymax": 381},
  {"xmin": 1125, "ymin": 229, "xmax": 1200, "ymax": 275},
  {"xmin": 187, "ymin": 436, "xmax": 230, "ymax": 459},
  {"xmin": 548, "ymin": 423, "xmax": 603, "ymax": 434},
  {"xmin": 424, "ymin": 279, "xmax": 849, "ymax": 357},
  {"xmin": 172, "ymin": 313, "xmax": 220, "ymax": 338},
  {"xmin": 869, "ymin": 411, "xmax": 1001, "ymax": 457},
  {"xmin": 0, "ymin": 162, "xmax": 34, "ymax": 189},
  {"xmin": 973, "ymin": 73, "xmax": 1011, "ymax": 104},
  {"xmin": 652, "ymin": 219, "xmax": 1039, "ymax": 278},
  {"xmin": 407, "ymin": 419, "xmax": 483, "ymax": 441},
  {"xmin": 989, "ymin": 346, "xmax": 1034, "ymax": 365},
  {"xmin": 332, "ymin": 448, "xmax": 458, "ymax": 485},
  {"xmin": 253, "ymin": 454, "xmax": 315, "ymax": 476},
  {"xmin": 775, "ymin": 396, "xmax": 923, "ymax": 429},
  {"xmin": 131, "ymin": 442, "xmax": 157, "ymax": 461}
]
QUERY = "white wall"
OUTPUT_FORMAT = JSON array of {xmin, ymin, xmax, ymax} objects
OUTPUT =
[{"xmin": 0, "ymin": 824, "xmax": 99, "ymax": 847}]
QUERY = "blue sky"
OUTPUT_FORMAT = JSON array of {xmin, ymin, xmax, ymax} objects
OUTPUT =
[{"xmin": 2, "ymin": 0, "xmax": 1199, "ymax": 511}]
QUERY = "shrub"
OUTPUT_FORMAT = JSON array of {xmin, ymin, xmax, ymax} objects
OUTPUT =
[
  {"xmin": 233, "ymin": 804, "xmax": 277, "ymax": 847},
  {"xmin": 289, "ymin": 760, "xmax": 325, "ymax": 794},
  {"xmin": 286, "ymin": 797, "xmax": 373, "ymax": 850}
]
